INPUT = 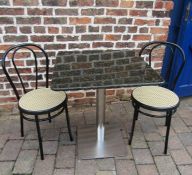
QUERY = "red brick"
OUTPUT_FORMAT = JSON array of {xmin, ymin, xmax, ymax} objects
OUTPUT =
[
  {"xmin": 81, "ymin": 8, "xmax": 104, "ymax": 16},
  {"xmin": 13, "ymin": 52, "xmax": 31, "ymax": 59},
  {"xmin": 116, "ymin": 89, "xmax": 125, "ymax": 96},
  {"xmin": 165, "ymin": 1, "xmax": 174, "ymax": 11},
  {"xmin": 0, "ymin": 0, "xmax": 10, "ymax": 6},
  {"xmin": 44, "ymin": 44, "xmax": 66, "ymax": 50},
  {"xmin": 106, "ymin": 9, "xmax": 127, "ymax": 16},
  {"xmin": 163, "ymin": 19, "xmax": 171, "ymax": 26},
  {"xmin": 20, "ymin": 27, "xmax": 32, "ymax": 34},
  {"xmin": 135, "ymin": 19, "xmax": 155, "ymax": 26},
  {"xmin": 9, "ymin": 68, "xmax": 32, "ymax": 74},
  {"xmin": 116, "ymin": 42, "xmax": 135, "ymax": 48},
  {"xmin": 76, "ymin": 26, "xmax": 86, "ymax": 33},
  {"xmin": 152, "ymin": 11, "xmax": 170, "ymax": 18},
  {"xmin": 130, "ymin": 10, "xmax": 148, "ymax": 17},
  {"xmin": 56, "ymin": 35, "xmax": 79, "ymax": 42},
  {"xmin": 68, "ymin": 43, "xmax": 90, "ymax": 49},
  {"xmin": 62, "ymin": 27, "xmax": 73, "ymax": 34},
  {"xmin": 0, "ymin": 44, "xmax": 12, "ymax": 51},
  {"xmin": 128, "ymin": 26, "xmax": 138, "ymax": 33},
  {"xmin": 146, "ymin": 57, "xmax": 164, "ymax": 62},
  {"xmin": 13, "ymin": 0, "xmax": 39, "ymax": 6},
  {"xmin": 96, "ymin": 0, "xmax": 118, "ymax": 7},
  {"xmin": 0, "ymin": 91, "xmax": 10, "ymax": 96},
  {"xmin": 68, "ymin": 92, "xmax": 85, "ymax": 98},
  {"xmin": 118, "ymin": 18, "xmax": 133, "ymax": 24},
  {"xmin": 4, "ymin": 35, "xmax": 28, "ymax": 42},
  {"xmin": 42, "ymin": 0, "xmax": 67, "ymax": 6},
  {"xmin": 81, "ymin": 34, "xmax": 103, "ymax": 41},
  {"xmin": 34, "ymin": 26, "xmax": 46, "ymax": 33},
  {"xmin": 150, "ymin": 27, "xmax": 168, "ymax": 34},
  {"xmin": 133, "ymin": 35, "xmax": 151, "ymax": 41},
  {"xmin": 106, "ymin": 89, "xmax": 115, "ymax": 96},
  {"xmin": 102, "ymin": 26, "xmax": 112, "ymax": 32},
  {"xmin": 94, "ymin": 17, "xmax": 116, "ymax": 24},
  {"xmin": 154, "ymin": 35, "xmax": 167, "ymax": 41},
  {"xmin": 120, "ymin": 1, "xmax": 134, "ymax": 8},
  {"xmin": 14, "ymin": 60, "xmax": 25, "ymax": 66},
  {"xmin": 93, "ymin": 42, "xmax": 114, "ymax": 48},
  {"xmin": 69, "ymin": 0, "xmax": 94, "ymax": 6},
  {"xmin": 44, "ymin": 17, "xmax": 67, "ymax": 24},
  {"xmin": 31, "ymin": 35, "xmax": 54, "ymax": 42},
  {"xmin": 48, "ymin": 27, "xmax": 59, "ymax": 34},
  {"xmin": 55, "ymin": 9, "xmax": 78, "ymax": 16},
  {"xmin": 136, "ymin": 1, "xmax": 153, "ymax": 8},
  {"xmin": 5, "ymin": 26, "xmax": 17, "ymax": 34},
  {"xmin": 122, "ymin": 35, "xmax": 131, "ymax": 40},
  {"xmin": 139, "ymin": 27, "xmax": 148, "ymax": 33},
  {"xmin": 86, "ymin": 91, "xmax": 95, "ymax": 97},
  {"xmin": 69, "ymin": 17, "xmax": 91, "ymax": 24},
  {"xmin": 155, "ymin": 2, "xmax": 163, "ymax": 9},
  {"xmin": 0, "ymin": 8, "xmax": 24, "ymax": 15},
  {"xmin": 27, "ymin": 8, "xmax": 52, "ymax": 16},
  {"xmin": 16, "ymin": 17, "xmax": 41, "ymax": 24},
  {"xmin": 0, "ymin": 17, "xmax": 13, "ymax": 24},
  {"xmin": 89, "ymin": 26, "xmax": 99, "ymax": 33},
  {"xmin": 114, "ymin": 26, "xmax": 126, "ymax": 33},
  {"xmin": 105, "ymin": 34, "xmax": 121, "ymax": 41}
]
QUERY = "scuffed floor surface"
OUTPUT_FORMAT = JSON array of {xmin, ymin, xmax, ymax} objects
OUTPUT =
[{"xmin": 0, "ymin": 97, "xmax": 192, "ymax": 175}]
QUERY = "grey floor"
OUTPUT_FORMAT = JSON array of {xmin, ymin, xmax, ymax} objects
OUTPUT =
[{"xmin": 0, "ymin": 97, "xmax": 192, "ymax": 175}]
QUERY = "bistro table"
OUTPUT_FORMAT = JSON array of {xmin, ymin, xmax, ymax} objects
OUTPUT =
[{"xmin": 51, "ymin": 50, "xmax": 164, "ymax": 159}]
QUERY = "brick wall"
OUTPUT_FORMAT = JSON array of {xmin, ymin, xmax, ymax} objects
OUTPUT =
[{"xmin": 0, "ymin": 0, "xmax": 173, "ymax": 112}]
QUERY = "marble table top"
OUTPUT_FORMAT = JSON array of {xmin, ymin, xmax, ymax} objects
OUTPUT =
[{"xmin": 51, "ymin": 50, "xmax": 164, "ymax": 91}]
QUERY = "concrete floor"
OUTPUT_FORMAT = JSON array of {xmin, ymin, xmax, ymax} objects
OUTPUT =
[{"xmin": 0, "ymin": 97, "xmax": 192, "ymax": 175}]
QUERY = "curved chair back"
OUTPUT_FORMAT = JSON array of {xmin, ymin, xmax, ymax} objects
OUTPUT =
[
  {"xmin": 139, "ymin": 41, "xmax": 186, "ymax": 90},
  {"xmin": 1, "ymin": 43, "xmax": 49, "ymax": 100}
]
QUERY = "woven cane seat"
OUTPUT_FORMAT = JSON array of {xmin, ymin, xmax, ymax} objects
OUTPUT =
[
  {"xmin": 19, "ymin": 88, "xmax": 66, "ymax": 112},
  {"xmin": 132, "ymin": 86, "xmax": 179, "ymax": 109}
]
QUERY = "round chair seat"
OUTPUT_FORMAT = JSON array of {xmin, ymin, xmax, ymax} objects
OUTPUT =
[
  {"xmin": 19, "ymin": 88, "xmax": 66, "ymax": 112},
  {"xmin": 132, "ymin": 86, "xmax": 179, "ymax": 109}
]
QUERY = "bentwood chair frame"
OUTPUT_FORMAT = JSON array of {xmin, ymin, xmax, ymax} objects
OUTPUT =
[
  {"xmin": 1, "ymin": 43, "xmax": 73, "ymax": 160},
  {"xmin": 129, "ymin": 41, "xmax": 186, "ymax": 154}
]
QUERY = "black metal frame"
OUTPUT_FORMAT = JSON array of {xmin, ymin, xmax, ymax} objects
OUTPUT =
[
  {"xmin": 139, "ymin": 41, "xmax": 186, "ymax": 90},
  {"xmin": 1, "ymin": 43, "xmax": 73, "ymax": 160},
  {"xmin": 129, "ymin": 41, "xmax": 186, "ymax": 154}
]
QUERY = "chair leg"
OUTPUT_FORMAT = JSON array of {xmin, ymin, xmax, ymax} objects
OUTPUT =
[
  {"xmin": 35, "ymin": 115, "xmax": 44, "ymax": 160},
  {"xmin": 48, "ymin": 112, "xmax": 52, "ymax": 123},
  {"xmin": 164, "ymin": 112, "xmax": 172, "ymax": 154},
  {"xmin": 20, "ymin": 111, "xmax": 24, "ymax": 137},
  {"xmin": 65, "ymin": 104, "xmax": 73, "ymax": 141},
  {"xmin": 165, "ymin": 112, "xmax": 168, "ymax": 126},
  {"xmin": 129, "ymin": 106, "xmax": 139, "ymax": 145}
]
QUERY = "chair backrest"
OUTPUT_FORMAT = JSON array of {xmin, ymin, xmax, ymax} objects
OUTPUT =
[
  {"xmin": 1, "ymin": 43, "xmax": 49, "ymax": 100},
  {"xmin": 139, "ymin": 41, "xmax": 186, "ymax": 90}
]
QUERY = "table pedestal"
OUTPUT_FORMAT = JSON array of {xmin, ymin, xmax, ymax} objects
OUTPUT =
[{"xmin": 77, "ymin": 89, "xmax": 127, "ymax": 159}]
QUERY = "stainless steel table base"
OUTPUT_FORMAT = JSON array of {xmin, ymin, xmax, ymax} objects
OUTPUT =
[
  {"xmin": 77, "ymin": 124, "xmax": 128, "ymax": 159},
  {"xmin": 77, "ymin": 89, "xmax": 127, "ymax": 159}
]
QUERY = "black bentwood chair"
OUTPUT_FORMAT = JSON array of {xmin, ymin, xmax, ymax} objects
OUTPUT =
[
  {"xmin": 129, "ymin": 41, "xmax": 186, "ymax": 154},
  {"xmin": 1, "ymin": 43, "xmax": 73, "ymax": 160}
]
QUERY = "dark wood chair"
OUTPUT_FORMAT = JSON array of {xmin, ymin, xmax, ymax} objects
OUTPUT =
[
  {"xmin": 129, "ymin": 41, "xmax": 186, "ymax": 154},
  {"xmin": 1, "ymin": 43, "xmax": 73, "ymax": 160}
]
